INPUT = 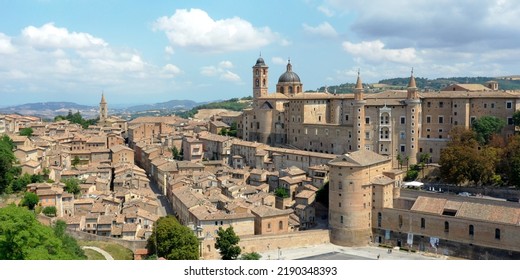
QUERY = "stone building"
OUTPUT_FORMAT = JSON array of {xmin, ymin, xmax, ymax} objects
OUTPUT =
[{"xmin": 242, "ymin": 56, "xmax": 520, "ymax": 165}]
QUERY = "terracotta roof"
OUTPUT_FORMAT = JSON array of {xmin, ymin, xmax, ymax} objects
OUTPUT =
[
  {"xmin": 329, "ymin": 150, "xmax": 390, "ymax": 167},
  {"xmin": 251, "ymin": 205, "xmax": 293, "ymax": 218},
  {"xmin": 410, "ymin": 196, "xmax": 446, "ymax": 214},
  {"xmin": 371, "ymin": 175, "xmax": 394, "ymax": 186},
  {"xmin": 456, "ymin": 202, "xmax": 520, "ymax": 225},
  {"xmin": 295, "ymin": 190, "xmax": 315, "ymax": 199},
  {"xmin": 111, "ymin": 145, "xmax": 133, "ymax": 153}
]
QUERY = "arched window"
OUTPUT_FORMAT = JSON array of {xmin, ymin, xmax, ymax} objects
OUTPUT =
[
  {"xmin": 377, "ymin": 212, "xmax": 382, "ymax": 227},
  {"xmin": 255, "ymin": 79, "xmax": 259, "ymax": 87},
  {"xmin": 469, "ymin": 225, "xmax": 474, "ymax": 236},
  {"xmin": 495, "ymin": 228, "xmax": 501, "ymax": 240},
  {"xmin": 262, "ymin": 79, "xmax": 266, "ymax": 86},
  {"xmin": 444, "ymin": 221, "xmax": 449, "ymax": 233},
  {"xmin": 255, "ymin": 69, "xmax": 259, "ymax": 76},
  {"xmin": 279, "ymin": 221, "xmax": 283, "ymax": 230},
  {"xmin": 289, "ymin": 86, "xmax": 293, "ymax": 94}
]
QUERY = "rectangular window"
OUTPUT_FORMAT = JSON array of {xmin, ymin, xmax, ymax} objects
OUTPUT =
[
  {"xmin": 421, "ymin": 218, "xmax": 425, "ymax": 229},
  {"xmin": 345, "ymin": 115, "xmax": 349, "ymax": 121},
  {"xmin": 365, "ymin": 117, "xmax": 370, "ymax": 124},
  {"xmin": 439, "ymin": 102, "xmax": 444, "ymax": 108},
  {"xmin": 365, "ymin": 132, "xmax": 370, "ymax": 140},
  {"xmin": 400, "ymin": 145, "xmax": 405, "ymax": 152},
  {"xmin": 438, "ymin": 116, "xmax": 444, "ymax": 124},
  {"xmin": 400, "ymin": 131, "xmax": 405, "ymax": 139},
  {"xmin": 426, "ymin": 116, "xmax": 431, "ymax": 123},
  {"xmin": 508, "ymin": 117, "xmax": 514, "ymax": 125},
  {"xmin": 400, "ymin": 116, "xmax": 406, "ymax": 124},
  {"xmin": 427, "ymin": 102, "xmax": 431, "ymax": 108},
  {"xmin": 507, "ymin": 101, "xmax": 513, "ymax": 109}
]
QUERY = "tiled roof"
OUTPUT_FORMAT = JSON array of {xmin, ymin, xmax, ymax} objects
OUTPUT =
[{"xmin": 329, "ymin": 150, "xmax": 390, "ymax": 167}]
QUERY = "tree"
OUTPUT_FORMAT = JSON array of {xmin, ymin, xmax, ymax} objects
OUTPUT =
[
  {"xmin": 315, "ymin": 181, "xmax": 329, "ymax": 207},
  {"xmin": 215, "ymin": 226, "xmax": 241, "ymax": 260},
  {"xmin": 0, "ymin": 135, "xmax": 19, "ymax": 194},
  {"xmin": 53, "ymin": 220, "xmax": 86, "ymax": 259},
  {"xmin": 396, "ymin": 154, "xmax": 403, "ymax": 170},
  {"xmin": 146, "ymin": 216, "xmax": 199, "ymax": 260},
  {"xmin": 440, "ymin": 128, "xmax": 501, "ymax": 186},
  {"xmin": 419, "ymin": 153, "xmax": 431, "ymax": 178},
  {"xmin": 62, "ymin": 178, "xmax": 81, "ymax": 196},
  {"xmin": 42, "ymin": 206, "xmax": 57, "ymax": 217},
  {"xmin": 239, "ymin": 252, "xmax": 262, "ymax": 260},
  {"xmin": 0, "ymin": 205, "xmax": 85, "ymax": 259},
  {"xmin": 513, "ymin": 110, "xmax": 520, "ymax": 127},
  {"xmin": 274, "ymin": 187, "xmax": 289, "ymax": 198},
  {"xmin": 19, "ymin": 127, "xmax": 33, "ymax": 137},
  {"xmin": 172, "ymin": 146, "xmax": 181, "ymax": 160},
  {"xmin": 471, "ymin": 116, "xmax": 506, "ymax": 145},
  {"xmin": 11, "ymin": 173, "xmax": 32, "ymax": 192},
  {"xmin": 71, "ymin": 156, "xmax": 80, "ymax": 168},
  {"xmin": 20, "ymin": 192, "xmax": 39, "ymax": 210}
]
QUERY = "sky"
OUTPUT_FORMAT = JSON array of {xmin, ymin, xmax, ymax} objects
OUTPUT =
[{"xmin": 1, "ymin": 0, "xmax": 520, "ymax": 106}]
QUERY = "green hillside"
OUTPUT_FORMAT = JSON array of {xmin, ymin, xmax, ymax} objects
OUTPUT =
[{"xmin": 314, "ymin": 77, "xmax": 520, "ymax": 93}]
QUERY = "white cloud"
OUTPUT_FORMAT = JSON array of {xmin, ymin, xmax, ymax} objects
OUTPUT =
[
  {"xmin": 0, "ymin": 33, "xmax": 16, "ymax": 54},
  {"xmin": 163, "ymin": 64, "xmax": 182, "ymax": 75},
  {"xmin": 164, "ymin": 46, "xmax": 174, "ymax": 55},
  {"xmin": 271, "ymin": 57, "xmax": 287, "ymax": 65},
  {"xmin": 303, "ymin": 22, "xmax": 338, "ymax": 38},
  {"xmin": 219, "ymin": 60, "xmax": 233, "ymax": 69},
  {"xmin": 200, "ymin": 66, "xmax": 218, "ymax": 77},
  {"xmin": 0, "ymin": 22, "xmax": 187, "ymax": 103},
  {"xmin": 200, "ymin": 61, "xmax": 241, "ymax": 83},
  {"xmin": 317, "ymin": 6, "xmax": 335, "ymax": 17},
  {"xmin": 21, "ymin": 22, "xmax": 107, "ymax": 49},
  {"xmin": 342, "ymin": 40, "xmax": 419, "ymax": 64},
  {"xmin": 220, "ymin": 70, "xmax": 241, "ymax": 82},
  {"xmin": 154, "ymin": 9, "xmax": 280, "ymax": 53}
]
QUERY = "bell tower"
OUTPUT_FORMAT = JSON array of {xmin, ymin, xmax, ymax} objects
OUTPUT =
[
  {"xmin": 252, "ymin": 55, "xmax": 269, "ymax": 102},
  {"xmin": 99, "ymin": 92, "xmax": 108, "ymax": 124}
]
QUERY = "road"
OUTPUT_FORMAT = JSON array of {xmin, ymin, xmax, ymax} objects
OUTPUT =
[
  {"xmin": 82, "ymin": 246, "xmax": 114, "ymax": 260},
  {"xmin": 148, "ymin": 177, "xmax": 174, "ymax": 217}
]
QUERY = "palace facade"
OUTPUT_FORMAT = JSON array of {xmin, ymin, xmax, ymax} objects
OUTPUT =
[{"xmin": 241, "ymin": 57, "xmax": 520, "ymax": 165}]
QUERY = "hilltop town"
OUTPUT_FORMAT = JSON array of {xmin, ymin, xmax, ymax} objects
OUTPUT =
[{"xmin": 3, "ymin": 56, "xmax": 520, "ymax": 260}]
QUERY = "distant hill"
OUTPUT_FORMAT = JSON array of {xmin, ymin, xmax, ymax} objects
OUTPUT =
[
  {"xmin": 315, "ymin": 76, "xmax": 520, "ymax": 93},
  {"xmin": 125, "ymin": 99, "xmax": 202, "ymax": 112},
  {"xmin": 0, "ymin": 102, "xmax": 94, "ymax": 112}
]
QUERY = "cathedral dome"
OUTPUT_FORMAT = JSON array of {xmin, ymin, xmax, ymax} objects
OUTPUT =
[{"xmin": 278, "ymin": 61, "xmax": 301, "ymax": 83}]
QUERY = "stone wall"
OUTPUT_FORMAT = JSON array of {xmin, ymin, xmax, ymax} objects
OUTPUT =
[
  {"xmin": 201, "ymin": 229, "xmax": 330, "ymax": 259},
  {"xmin": 373, "ymin": 229, "xmax": 520, "ymax": 260}
]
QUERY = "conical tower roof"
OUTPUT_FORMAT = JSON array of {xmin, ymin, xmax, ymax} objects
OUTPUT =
[
  {"xmin": 100, "ymin": 93, "xmax": 107, "ymax": 104},
  {"xmin": 408, "ymin": 69, "xmax": 417, "ymax": 89}
]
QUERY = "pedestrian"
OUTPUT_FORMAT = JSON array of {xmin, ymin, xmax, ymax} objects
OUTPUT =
[{"xmin": 377, "ymin": 254, "xmax": 380, "ymax": 259}]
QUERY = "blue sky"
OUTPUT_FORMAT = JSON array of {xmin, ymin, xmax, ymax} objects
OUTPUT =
[{"xmin": 1, "ymin": 0, "xmax": 520, "ymax": 106}]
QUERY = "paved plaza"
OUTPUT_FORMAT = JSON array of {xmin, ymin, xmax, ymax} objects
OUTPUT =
[{"xmin": 259, "ymin": 243, "xmax": 448, "ymax": 260}]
